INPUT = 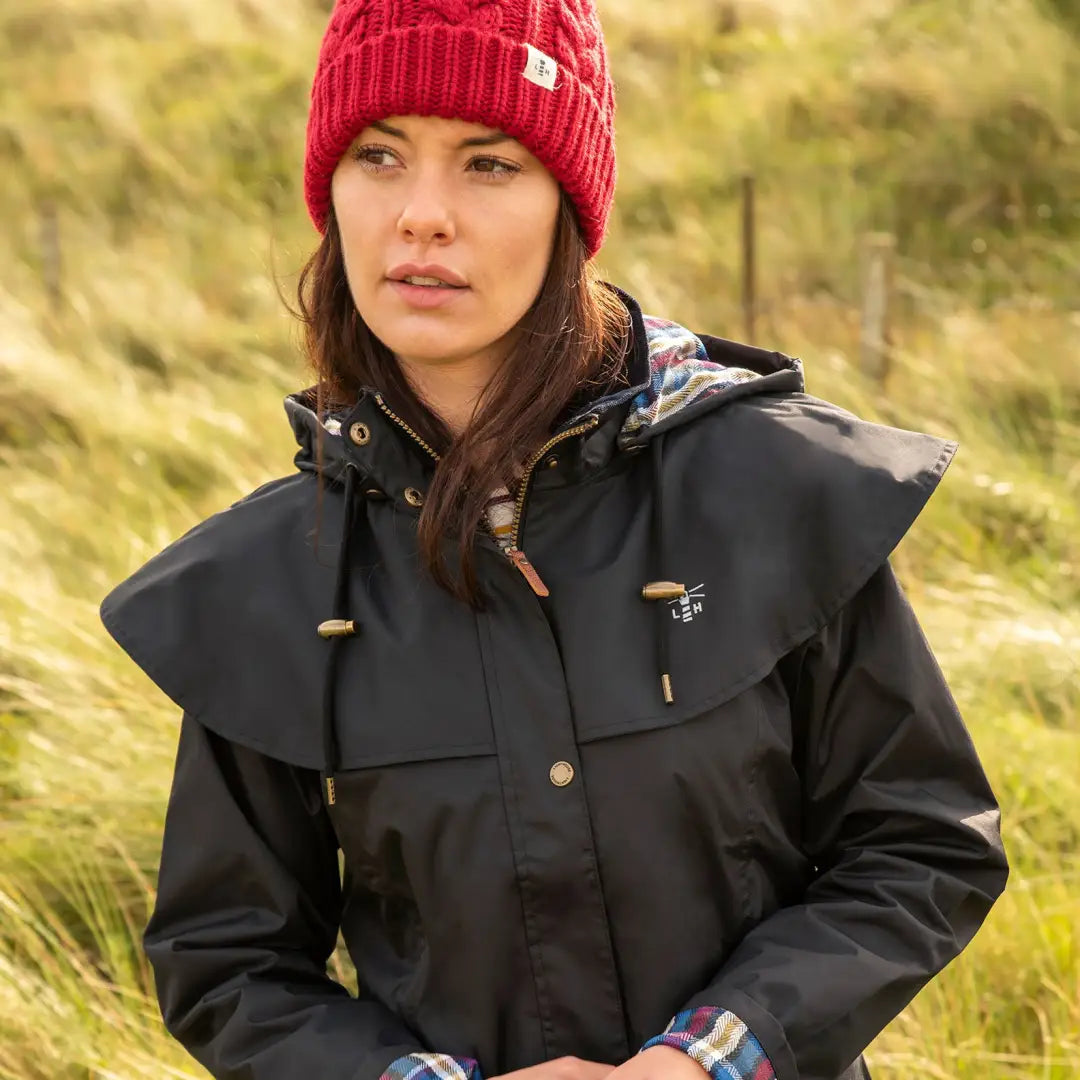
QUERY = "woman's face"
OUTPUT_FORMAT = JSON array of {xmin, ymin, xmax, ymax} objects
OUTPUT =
[{"xmin": 331, "ymin": 114, "xmax": 562, "ymax": 384}]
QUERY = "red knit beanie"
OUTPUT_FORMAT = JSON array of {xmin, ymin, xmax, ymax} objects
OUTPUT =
[{"xmin": 304, "ymin": 0, "xmax": 617, "ymax": 258}]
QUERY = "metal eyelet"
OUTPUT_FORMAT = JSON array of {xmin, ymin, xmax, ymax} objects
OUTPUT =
[
  {"xmin": 404, "ymin": 487, "xmax": 425, "ymax": 508},
  {"xmin": 349, "ymin": 422, "xmax": 371, "ymax": 446}
]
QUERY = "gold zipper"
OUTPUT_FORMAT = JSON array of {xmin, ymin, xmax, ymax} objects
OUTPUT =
[
  {"xmin": 373, "ymin": 393, "xmax": 441, "ymax": 462},
  {"xmin": 504, "ymin": 414, "xmax": 600, "ymax": 597},
  {"xmin": 372, "ymin": 392, "xmax": 599, "ymax": 596},
  {"xmin": 373, "ymin": 392, "xmax": 502, "ymax": 541}
]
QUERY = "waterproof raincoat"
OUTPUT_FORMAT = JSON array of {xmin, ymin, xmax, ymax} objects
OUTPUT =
[{"xmin": 100, "ymin": 285, "xmax": 1008, "ymax": 1080}]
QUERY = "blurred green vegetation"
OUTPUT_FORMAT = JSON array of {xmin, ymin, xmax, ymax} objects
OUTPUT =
[{"xmin": 1, "ymin": 0, "xmax": 1078, "ymax": 1077}]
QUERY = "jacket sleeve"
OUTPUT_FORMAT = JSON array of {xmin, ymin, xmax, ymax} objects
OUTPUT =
[
  {"xmin": 674, "ymin": 561, "xmax": 1009, "ymax": 1080},
  {"xmin": 145, "ymin": 713, "xmax": 481, "ymax": 1080}
]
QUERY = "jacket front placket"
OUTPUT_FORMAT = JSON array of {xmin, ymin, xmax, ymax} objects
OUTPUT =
[
  {"xmin": 341, "ymin": 394, "xmax": 632, "ymax": 1062},
  {"xmin": 475, "ymin": 556, "xmax": 631, "ymax": 1065}
]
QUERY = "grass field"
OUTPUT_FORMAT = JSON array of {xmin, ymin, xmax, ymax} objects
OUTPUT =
[{"xmin": 1, "ymin": 0, "xmax": 1078, "ymax": 1076}]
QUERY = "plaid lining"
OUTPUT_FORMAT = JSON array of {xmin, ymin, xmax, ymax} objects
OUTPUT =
[
  {"xmin": 380, "ymin": 1052, "xmax": 484, "ymax": 1080},
  {"xmin": 639, "ymin": 1007, "xmax": 775, "ymax": 1080},
  {"xmin": 620, "ymin": 317, "xmax": 762, "ymax": 438}
]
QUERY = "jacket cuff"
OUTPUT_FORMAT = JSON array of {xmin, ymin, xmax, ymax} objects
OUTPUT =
[
  {"xmin": 380, "ymin": 1052, "xmax": 484, "ymax": 1080},
  {"xmin": 639, "ymin": 1007, "xmax": 775, "ymax": 1080}
]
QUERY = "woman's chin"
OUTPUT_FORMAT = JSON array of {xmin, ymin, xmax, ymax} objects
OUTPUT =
[{"xmin": 375, "ymin": 328, "xmax": 476, "ymax": 365}]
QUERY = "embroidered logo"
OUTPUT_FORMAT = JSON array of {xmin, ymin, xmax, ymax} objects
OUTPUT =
[
  {"xmin": 523, "ymin": 44, "xmax": 558, "ymax": 91},
  {"xmin": 669, "ymin": 584, "xmax": 706, "ymax": 623}
]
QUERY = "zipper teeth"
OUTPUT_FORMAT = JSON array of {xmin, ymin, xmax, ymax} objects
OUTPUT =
[
  {"xmin": 509, "ymin": 415, "xmax": 600, "ymax": 550},
  {"xmin": 372, "ymin": 393, "xmax": 500, "ymax": 539},
  {"xmin": 373, "ymin": 393, "xmax": 441, "ymax": 462},
  {"xmin": 370, "ymin": 394, "xmax": 598, "ymax": 551}
]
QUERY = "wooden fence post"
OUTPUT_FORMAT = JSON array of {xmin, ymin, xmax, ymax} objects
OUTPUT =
[
  {"xmin": 741, "ymin": 175, "xmax": 756, "ymax": 344},
  {"xmin": 860, "ymin": 232, "xmax": 896, "ymax": 385}
]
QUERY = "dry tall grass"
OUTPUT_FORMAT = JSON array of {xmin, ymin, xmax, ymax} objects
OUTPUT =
[{"xmin": 2, "ymin": 0, "xmax": 1078, "ymax": 1076}]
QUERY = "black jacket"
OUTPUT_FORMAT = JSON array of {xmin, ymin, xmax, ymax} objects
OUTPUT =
[{"xmin": 100, "ymin": 286, "xmax": 1008, "ymax": 1080}]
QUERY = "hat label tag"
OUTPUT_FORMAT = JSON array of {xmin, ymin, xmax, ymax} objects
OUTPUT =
[{"xmin": 523, "ymin": 44, "xmax": 558, "ymax": 91}]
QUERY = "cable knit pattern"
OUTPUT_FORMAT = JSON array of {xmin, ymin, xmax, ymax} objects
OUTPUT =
[
  {"xmin": 553, "ymin": 2, "xmax": 602, "ymax": 85},
  {"xmin": 304, "ymin": 0, "xmax": 617, "ymax": 256},
  {"xmin": 414, "ymin": 0, "xmax": 504, "ymax": 31}
]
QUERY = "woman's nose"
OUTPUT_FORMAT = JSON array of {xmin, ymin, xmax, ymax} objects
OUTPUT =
[{"xmin": 396, "ymin": 175, "xmax": 456, "ymax": 244}]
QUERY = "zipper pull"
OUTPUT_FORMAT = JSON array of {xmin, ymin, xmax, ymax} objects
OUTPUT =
[{"xmin": 506, "ymin": 547, "xmax": 550, "ymax": 597}]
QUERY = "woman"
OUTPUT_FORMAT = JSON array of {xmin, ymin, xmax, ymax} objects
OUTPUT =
[{"xmin": 99, "ymin": 1, "xmax": 1008, "ymax": 1079}]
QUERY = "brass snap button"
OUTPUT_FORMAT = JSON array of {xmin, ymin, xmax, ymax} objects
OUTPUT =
[
  {"xmin": 349, "ymin": 422, "xmax": 371, "ymax": 446},
  {"xmin": 549, "ymin": 761, "xmax": 575, "ymax": 787},
  {"xmin": 404, "ymin": 487, "xmax": 425, "ymax": 508},
  {"xmin": 544, "ymin": 455, "xmax": 559, "ymax": 470}
]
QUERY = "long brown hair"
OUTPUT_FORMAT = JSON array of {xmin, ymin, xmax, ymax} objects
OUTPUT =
[{"xmin": 294, "ymin": 190, "xmax": 630, "ymax": 607}]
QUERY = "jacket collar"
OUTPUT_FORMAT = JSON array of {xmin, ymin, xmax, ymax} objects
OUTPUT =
[{"xmin": 283, "ymin": 284, "xmax": 804, "ymax": 499}]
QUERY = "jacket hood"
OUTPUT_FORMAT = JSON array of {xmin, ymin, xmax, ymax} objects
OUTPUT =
[{"xmin": 284, "ymin": 284, "xmax": 804, "ymax": 481}]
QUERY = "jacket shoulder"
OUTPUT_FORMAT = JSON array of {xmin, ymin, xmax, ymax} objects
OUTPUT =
[
  {"xmin": 707, "ymin": 390, "xmax": 957, "ymax": 527},
  {"xmin": 99, "ymin": 471, "xmax": 337, "ymax": 767},
  {"xmin": 686, "ymin": 388, "xmax": 956, "ymax": 527},
  {"xmin": 665, "ymin": 391, "xmax": 956, "ymax": 703}
]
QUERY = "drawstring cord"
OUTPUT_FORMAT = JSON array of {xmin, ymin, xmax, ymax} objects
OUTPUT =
[
  {"xmin": 317, "ymin": 460, "xmax": 362, "ymax": 806},
  {"xmin": 318, "ymin": 432, "xmax": 679, "ymax": 802},
  {"xmin": 641, "ymin": 433, "xmax": 684, "ymax": 705}
]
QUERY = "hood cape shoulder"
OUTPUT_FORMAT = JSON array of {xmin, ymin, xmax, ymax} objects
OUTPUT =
[
  {"xmin": 656, "ymin": 390, "xmax": 954, "ymax": 718},
  {"xmin": 100, "ymin": 472, "xmax": 345, "ymax": 766},
  {"xmin": 99, "ymin": 321, "xmax": 956, "ymax": 768}
]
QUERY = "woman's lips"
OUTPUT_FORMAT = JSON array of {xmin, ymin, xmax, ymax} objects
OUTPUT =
[{"xmin": 388, "ymin": 280, "xmax": 470, "ymax": 309}]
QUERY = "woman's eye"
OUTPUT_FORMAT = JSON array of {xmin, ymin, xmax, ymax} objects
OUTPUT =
[
  {"xmin": 353, "ymin": 146, "xmax": 520, "ymax": 178},
  {"xmin": 470, "ymin": 157, "xmax": 520, "ymax": 177},
  {"xmin": 355, "ymin": 146, "xmax": 397, "ymax": 169}
]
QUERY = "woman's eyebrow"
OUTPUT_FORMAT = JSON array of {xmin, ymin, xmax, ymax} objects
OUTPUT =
[{"xmin": 370, "ymin": 118, "xmax": 515, "ymax": 148}]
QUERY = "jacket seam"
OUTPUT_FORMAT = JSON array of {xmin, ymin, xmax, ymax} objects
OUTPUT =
[{"xmin": 738, "ymin": 691, "xmax": 766, "ymax": 938}]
